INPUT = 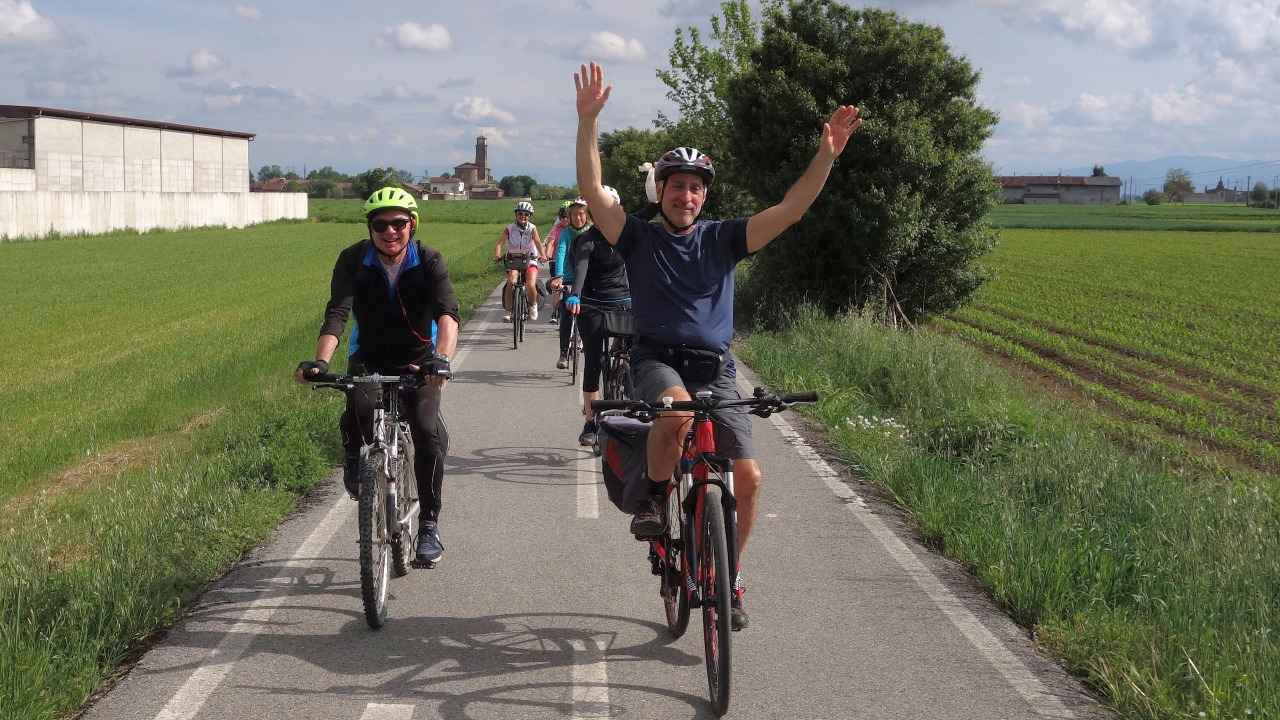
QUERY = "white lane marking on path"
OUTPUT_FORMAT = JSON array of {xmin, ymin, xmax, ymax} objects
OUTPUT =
[
  {"xmin": 572, "ymin": 373, "xmax": 601, "ymax": 519},
  {"xmin": 358, "ymin": 703, "xmax": 416, "ymax": 720},
  {"xmin": 152, "ymin": 298, "xmax": 501, "ymax": 720},
  {"xmin": 569, "ymin": 639, "xmax": 611, "ymax": 719},
  {"xmin": 735, "ymin": 374, "xmax": 1076, "ymax": 719},
  {"xmin": 153, "ymin": 497, "xmax": 350, "ymax": 720}
]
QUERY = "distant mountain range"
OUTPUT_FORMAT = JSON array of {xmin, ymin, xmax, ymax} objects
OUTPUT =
[{"xmin": 1056, "ymin": 156, "xmax": 1280, "ymax": 194}]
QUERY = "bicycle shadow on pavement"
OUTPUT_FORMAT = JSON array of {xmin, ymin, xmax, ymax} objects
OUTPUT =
[{"xmin": 447, "ymin": 445, "xmax": 598, "ymax": 487}]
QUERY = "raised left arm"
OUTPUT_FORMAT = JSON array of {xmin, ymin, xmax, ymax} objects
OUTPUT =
[{"xmin": 745, "ymin": 105, "xmax": 861, "ymax": 254}]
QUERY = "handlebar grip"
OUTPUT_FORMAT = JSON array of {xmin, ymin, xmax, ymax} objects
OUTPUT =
[
  {"xmin": 780, "ymin": 391, "xmax": 819, "ymax": 404},
  {"xmin": 307, "ymin": 372, "xmax": 343, "ymax": 383}
]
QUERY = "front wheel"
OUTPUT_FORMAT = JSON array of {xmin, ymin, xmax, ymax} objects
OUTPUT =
[
  {"xmin": 699, "ymin": 486, "xmax": 732, "ymax": 716},
  {"xmin": 512, "ymin": 289, "xmax": 523, "ymax": 350},
  {"xmin": 660, "ymin": 534, "xmax": 690, "ymax": 638},
  {"xmin": 358, "ymin": 454, "xmax": 391, "ymax": 628}
]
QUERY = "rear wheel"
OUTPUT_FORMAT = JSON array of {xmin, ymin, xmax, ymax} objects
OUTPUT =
[
  {"xmin": 358, "ymin": 454, "xmax": 391, "ymax": 629},
  {"xmin": 699, "ymin": 486, "xmax": 732, "ymax": 715},
  {"xmin": 390, "ymin": 429, "xmax": 417, "ymax": 578},
  {"xmin": 569, "ymin": 318, "xmax": 580, "ymax": 386}
]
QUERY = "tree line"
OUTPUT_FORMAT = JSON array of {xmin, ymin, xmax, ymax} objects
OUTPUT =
[{"xmin": 253, "ymin": 164, "xmax": 577, "ymax": 201}]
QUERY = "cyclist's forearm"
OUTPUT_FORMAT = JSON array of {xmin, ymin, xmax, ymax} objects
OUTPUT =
[
  {"xmin": 435, "ymin": 316, "xmax": 459, "ymax": 358},
  {"xmin": 779, "ymin": 146, "xmax": 837, "ymax": 223},
  {"xmin": 313, "ymin": 334, "xmax": 340, "ymax": 364},
  {"xmin": 576, "ymin": 116, "xmax": 605, "ymax": 204}
]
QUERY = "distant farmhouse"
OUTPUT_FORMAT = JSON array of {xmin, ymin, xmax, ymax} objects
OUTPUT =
[
  {"xmin": 0, "ymin": 104, "xmax": 304, "ymax": 240},
  {"xmin": 1184, "ymin": 178, "xmax": 1248, "ymax": 204},
  {"xmin": 998, "ymin": 175, "xmax": 1122, "ymax": 204}
]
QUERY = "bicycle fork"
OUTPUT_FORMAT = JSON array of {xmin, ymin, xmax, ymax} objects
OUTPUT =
[{"xmin": 682, "ymin": 457, "xmax": 738, "ymax": 609}]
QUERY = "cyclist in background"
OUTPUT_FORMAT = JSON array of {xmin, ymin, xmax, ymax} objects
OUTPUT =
[
  {"xmin": 493, "ymin": 200, "xmax": 543, "ymax": 322},
  {"xmin": 574, "ymin": 61, "xmax": 861, "ymax": 629},
  {"xmin": 562, "ymin": 189, "xmax": 631, "ymax": 446},
  {"xmin": 544, "ymin": 200, "xmax": 573, "ymax": 323},
  {"xmin": 295, "ymin": 186, "xmax": 459, "ymax": 566},
  {"xmin": 548, "ymin": 195, "xmax": 593, "ymax": 368}
]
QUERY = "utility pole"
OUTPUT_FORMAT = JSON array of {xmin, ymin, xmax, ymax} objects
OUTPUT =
[{"xmin": 1247, "ymin": 175, "xmax": 1251, "ymax": 207}]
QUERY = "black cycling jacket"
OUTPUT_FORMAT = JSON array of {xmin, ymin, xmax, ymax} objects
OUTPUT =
[
  {"xmin": 320, "ymin": 239, "xmax": 461, "ymax": 370},
  {"xmin": 571, "ymin": 226, "xmax": 630, "ymax": 303}
]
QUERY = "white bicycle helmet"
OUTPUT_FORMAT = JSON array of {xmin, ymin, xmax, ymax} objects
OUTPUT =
[{"xmin": 515, "ymin": 200, "xmax": 534, "ymax": 214}]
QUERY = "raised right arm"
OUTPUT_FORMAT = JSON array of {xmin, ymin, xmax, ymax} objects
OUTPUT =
[{"xmin": 574, "ymin": 62, "xmax": 625, "ymax": 245}]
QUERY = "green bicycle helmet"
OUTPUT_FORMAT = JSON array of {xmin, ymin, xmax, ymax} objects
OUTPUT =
[{"xmin": 363, "ymin": 186, "xmax": 419, "ymax": 223}]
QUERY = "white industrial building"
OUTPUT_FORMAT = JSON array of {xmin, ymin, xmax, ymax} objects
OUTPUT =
[
  {"xmin": 0, "ymin": 105, "xmax": 305, "ymax": 240},
  {"xmin": 998, "ymin": 175, "xmax": 1123, "ymax": 204}
]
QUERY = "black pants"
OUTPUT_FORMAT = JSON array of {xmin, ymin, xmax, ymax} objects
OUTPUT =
[
  {"xmin": 340, "ymin": 363, "xmax": 449, "ymax": 523},
  {"xmin": 579, "ymin": 301, "xmax": 630, "ymax": 393}
]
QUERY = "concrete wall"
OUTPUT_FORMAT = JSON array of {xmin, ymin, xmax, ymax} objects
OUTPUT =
[
  {"xmin": 0, "ymin": 119, "xmax": 32, "ymax": 168},
  {"xmin": 83, "ymin": 121, "xmax": 125, "ymax": 191},
  {"xmin": 34, "ymin": 116, "xmax": 83, "ymax": 191},
  {"xmin": 124, "ymin": 126, "xmax": 162, "ymax": 191},
  {"xmin": 0, "ymin": 191, "xmax": 307, "ymax": 240},
  {"xmin": 160, "ymin": 130, "xmax": 194, "ymax": 193},
  {"xmin": 222, "ymin": 137, "xmax": 248, "ymax": 192},
  {"xmin": 193, "ymin": 134, "xmax": 222, "ymax": 192},
  {"xmin": 0, "ymin": 168, "xmax": 35, "ymax": 191}
]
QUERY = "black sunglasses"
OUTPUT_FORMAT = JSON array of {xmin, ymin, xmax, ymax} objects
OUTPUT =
[{"xmin": 370, "ymin": 217, "xmax": 412, "ymax": 233}]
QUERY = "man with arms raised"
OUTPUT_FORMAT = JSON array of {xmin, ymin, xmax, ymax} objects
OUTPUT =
[{"xmin": 573, "ymin": 61, "xmax": 861, "ymax": 629}]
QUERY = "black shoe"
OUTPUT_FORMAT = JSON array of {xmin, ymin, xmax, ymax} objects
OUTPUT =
[
  {"xmin": 415, "ymin": 521, "xmax": 444, "ymax": 566},
  {"xmin": 630, "ymin": 498, "xmax": 664, "ymax": 538},
  {"xmin": 578, "ymin": 420, "xmax": 598, "ymax": 447},
  {"xmin": 731, "ymin": 575, "xmax": 748, "ymax": 631},
  {"xmin": 342, "ymin": 452, "xmax": 360, "ymax": 498}
]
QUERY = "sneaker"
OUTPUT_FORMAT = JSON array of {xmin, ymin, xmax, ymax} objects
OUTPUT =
[
  {"xmin": 731, "ymin": 574, "xmax": 749, "ymax": 631},
  {"xmin": 503, "ymin": 313, "xmax": 512, "ymax": 323},
  {"xmin": 630, "ymin": 497, "xmax": 664, "ymax": 538},
  {"xmin": 578, "ymin": 420, "xmax": 598, "ymax": 447},
  {"xmin": 416, "ymin": 521, "xmax": 444, "ymax": 565},
  {"xmin": 556, "ymin": 353, "xmax": 568, "ymax": 369},
  {"xmin": 342, "ymin": 452, "xmax": 360, "ymax": 498},
  {"xmin": 529, "ymin": 304, "xmax": 539, "ymax": 321}
]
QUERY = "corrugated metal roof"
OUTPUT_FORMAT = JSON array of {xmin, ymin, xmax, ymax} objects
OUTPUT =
[
  {"xmin": 0, "ymin": 105, "xmax": 255, "ymax": 139},
  {"xmin": 999, "ymin": 175, "xmax": 1121, "ymax": 188}
]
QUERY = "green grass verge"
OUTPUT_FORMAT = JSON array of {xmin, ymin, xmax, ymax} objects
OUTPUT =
[
  {"xmin": 0, "ymin": 220, "xmax": 503, "ymax": 719},
  {"xmin": 988, "ymin": 202, "xmax": 1280, "ymax": 232},
  {"xmin": 737, "ymin": 309, "xmax": 1279, "ymax": 720}
]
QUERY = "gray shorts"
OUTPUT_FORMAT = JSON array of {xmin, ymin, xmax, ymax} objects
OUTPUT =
[{"xmin": 631, "ymin": 349, "xmax": 755, "ymax": 459}]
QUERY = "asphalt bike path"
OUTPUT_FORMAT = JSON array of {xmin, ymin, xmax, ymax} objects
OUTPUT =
[{"xmin": 84, "ymin": 286, "xmax": 1109, "ymax": 720}]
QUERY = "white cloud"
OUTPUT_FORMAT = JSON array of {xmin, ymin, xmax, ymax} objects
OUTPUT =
[
  {"xmin": 203, "ymin": 94, "xmax": 243, "ymax": 110},
  {"xmin": 1145, "ymin": 84, "xmax": 1211, "ymax": 126},
  {"xmin": 1077, "ymin": 92, "xmax": 1108, "ymax": 114},
  {"xmin": 0, "ymin": 0, "xmax": 57, "ymax": 45},
  {"xmin": 166, "ymin": 48, "xmax": 223, "ymax": 78},
  {"xmin": 451, "ymin": 96, "xmax": 515, "ymax": 124},
  {"xmin": 1004, "ymin": 101, "xmax": 1050, "ymax": 130},
  {"xmin": 233, "ymin": 4, "xmax": 260, "ymax": 20},
  {"xmin": 438, "ymin": 76, "xmax": 474, "ymax": 89},
  {"xmin": 378, "ymin": 22, "xmax": 453, "ymax": 52},
  {"xmin": 477, "ymin": 126, "xmax": 516, "ymax": 148},
  {"xmin": 658, "ymin": 0, "xmax": 722, "ymax": 18},
  {"xmin": 579, "ymin": 31, "xmax": 646, "ymax": 62},
  {"xmin": 369, "ymin": 84, "xmax": 437, "ymax": 103}
]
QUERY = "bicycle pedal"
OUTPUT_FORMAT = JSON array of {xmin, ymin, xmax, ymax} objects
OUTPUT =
[{"xmin": 409, "ymin": 558, "xmax": 438, "ymax": 569}]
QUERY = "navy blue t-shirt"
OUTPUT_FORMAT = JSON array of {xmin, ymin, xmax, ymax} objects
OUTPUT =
[{"xmin": 615, "ymin": 214, "xmax": 750, "ymax": 352}]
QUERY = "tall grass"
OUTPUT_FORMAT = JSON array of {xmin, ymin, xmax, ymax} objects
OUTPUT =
[
  {"xmin": 739, "ymin": 309, "xmax": 1279, "ymax": 720},
  {"xmin": 0, "ymin": 220, "xmax": 503, "ymax": 719}
]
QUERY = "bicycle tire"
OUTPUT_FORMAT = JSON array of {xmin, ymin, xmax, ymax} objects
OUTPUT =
[
  {"xmin": 660, "ymin": 534, "xmax": 690, "ymax": 638},
  {"xmin": 358, "ymin": 453, "xmax": 391, "ymax": 629},
  {"xmin": 699, "ymin": 486, "xmax": 732, "ymax": 715},
  {"xmin": 512, "ymin": 286, "xmax": 523, "ymax": 349},
  {"xmin": 569, "ymin": 317, "xmax": 580, "ymax": 386},
  {"xmin": 390, "ymin": 427, "xmax": 417, "ymax": 578}
]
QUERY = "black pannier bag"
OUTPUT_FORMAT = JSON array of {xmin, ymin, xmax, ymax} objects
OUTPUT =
[{"xmin": 597, "ymin": 416, "xmax": 652, "ymax": 514}]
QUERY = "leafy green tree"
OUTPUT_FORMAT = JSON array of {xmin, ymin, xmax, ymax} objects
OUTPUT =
[
  {"xmin": 498, "ymin": 174, "xmax": 537, "ymax": 197},
  {"xmin": 1250, "ymin": 181, "xmax": 1268, "ymax": 205},
  {"xmin": 1091, "ymin": 164, "xmax": 1106, "ymax": 177},
  {"xmin": 1163, "ymin": 168, "xmax": 1193, "ymax": 202},
  {"xmin": 655, "ymin": 0, "xmax": 759, "ymax": 219},
  {"xmin": 387, "ymin": 167, "xmax": 416, "ymax": 184},
  {"xmin": 728, "ymin": 0, "xmax": 999, "ymax": 326},
  {"xmin": 352, "ymin": 167, "xmax": 398, "ymax": 198},
  {"xmin": 1142, "ymin": 189, "xmax": 1165, "ymax": 205},
  {"xmin": 308, "ymin": 178, "xmax": 337, "ymax": 198},
  {"xmin": 307, "ymin": 166, "xmax": 349, "ymax": 182},
  {"xmin": 256, "ymin": 164, "xmax": 284, "ymax": 182},
  {"xmin": 599, "ymin": 127, "xmax": 673, "ymax": 211}
]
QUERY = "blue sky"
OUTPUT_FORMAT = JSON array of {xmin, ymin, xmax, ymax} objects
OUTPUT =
[{"xmin": 3, "ymin": 0, "xmax": 1277, "ymax": 185}]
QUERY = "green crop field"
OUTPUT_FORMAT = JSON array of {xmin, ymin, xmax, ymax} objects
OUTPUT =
[
  {"xmin": 938, "ymin": 226, "xmax": 1280, "ymax": 471},
  {"xmin": 310, "ymin": 197, "xmax": 563, "ymax": 225},
  {"xmin": 988, "ymin": 202, "xmax": 1280, "ymax": 232}
]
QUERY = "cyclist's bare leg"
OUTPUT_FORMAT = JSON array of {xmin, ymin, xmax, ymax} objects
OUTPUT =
[
  {"xmin": 645, "ymin": 384, "xmax": 692, "ymax": 483},
  {"xmin": 731, "ymin": 458, "xmax": 762, "ymax": 554},
  {"xmin": 581, "ymin": 389, "xmax": 600, "ymax": 421},
  {"xmin": 504, "ymin": 269, "xmax": 518, "ymax": 310},
  {"xmin": 523, "ymin": 265, "xmax": 539, "ymax": 306}
]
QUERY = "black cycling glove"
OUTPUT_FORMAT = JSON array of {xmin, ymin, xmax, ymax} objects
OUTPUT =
[
  {"xmin": 417, "ymin": 355, "xmax": 452, "ymax": 380},
  {"xmin": 297, "ymin": 359, "xmax": 329, "ymax": 378}
]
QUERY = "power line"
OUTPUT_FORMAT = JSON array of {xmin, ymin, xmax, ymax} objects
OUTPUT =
[{"xmin": 1130, "ymin": 158, "xmax": 1280, "ymax": 184}]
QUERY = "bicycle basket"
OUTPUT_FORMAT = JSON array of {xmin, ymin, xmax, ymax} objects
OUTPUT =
[
  {"xmin": 602, "ymin": 309, "xmax": 636, "ymax": 338},
  {"xmin": 598, "ymin": 416, "xmax": 652, "ymax": 514}
]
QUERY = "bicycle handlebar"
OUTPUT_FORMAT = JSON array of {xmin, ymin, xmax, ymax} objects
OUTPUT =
[{"xmin": 590, "ymin": 388, "xmax": 818, "ymax": 416}]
